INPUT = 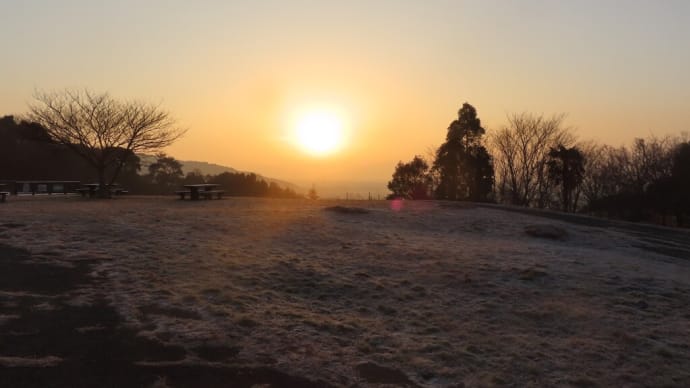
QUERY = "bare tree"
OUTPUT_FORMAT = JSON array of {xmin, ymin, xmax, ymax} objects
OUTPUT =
[
  {"xmin": 27, "ymin": 89, "xmax": 185, "ymax": 196},
  {"xmin": 580, "ymin": 142, "xmax": 615, "ymax": 205},
  {"xmin": 490, "ymin": 113, "xmax": 575, "ymax": 208},
  {"xmin": 423, "ymin": 144, "xmax": 440, "ymax": 195},
  {"xmin": 627, "ymin": 136, "xmax": 676, "ymax": 193},
  {"xmin": 579, "ymin": 135, "xmax": 681, "ymax": 219}
]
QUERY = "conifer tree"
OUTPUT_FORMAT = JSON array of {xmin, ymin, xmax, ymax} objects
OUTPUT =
[{"xmin": 433, "ymin": 103, "xmax": 494, "ymax": 201}]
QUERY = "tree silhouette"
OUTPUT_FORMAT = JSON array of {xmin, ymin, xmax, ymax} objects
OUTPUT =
[
  {"xmin": 433, "ymin": 103, "xmax": 493, "ymax": 201},
  {"xmin": 582, "ymin": 135, "xmax": 681, "ymax": 223},
  {"xmin": 182, "ymin": 169, "xmax": 206, "ymax": 185},
  {"xmin": 580, "ymin": 143, "xmax": 621, "ymax": 207},
  {"xmin": 307, "ymin": 184, "xmax": 319, "ymax": 200},
  {"xmin": 470, "ymin": 146, "xmax": 495, "ymax": 202},
  {"xmin": 627, "ymin": 137, "xmax": 675, "ymax": 194},
  {"xmin": 491, "ymin": 113, "xmax": 574, "ymax": 207},
  {"xmin": 206, "ymin": 172, "xmax": 298, "ymax": 198},
  {"xmin": 147, "ymin": 153, "xmax": 184, "ymax": 193},
  {"xmin": 650, "ymin": 142, "xmax": 690, "ymax": 226},
  {"xmin": 547, "ymin": 145, "xmax": 585, "ymax": 212},
  {"xmin": 27, "ymin": 89, "xmax": 185, "ymax": 197},
  {"xmin": 671, "ymin": 142, "xmax": 690, "ymax": 226},
  {"xmin": 0, "ymin": 115, "xmax": 98, "ymax": 184},
  {"xmin": 388, "ymin": 156, "xmax": 431, "ymax": 199}
]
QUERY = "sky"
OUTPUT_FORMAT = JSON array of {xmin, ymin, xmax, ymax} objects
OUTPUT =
[{"xmin": 1, "ymin": 0, "xmax": 689, "ymax": 195}]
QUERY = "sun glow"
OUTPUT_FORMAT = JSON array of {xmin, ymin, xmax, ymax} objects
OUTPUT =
[{"xmin": 293, "ymin": 109, "xmax": 345, "ymax": 156}]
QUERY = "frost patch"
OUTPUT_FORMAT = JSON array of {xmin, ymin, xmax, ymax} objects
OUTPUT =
[{"xmin": 0, "ymin": 355, "xmax": 62, "ymax": 367}]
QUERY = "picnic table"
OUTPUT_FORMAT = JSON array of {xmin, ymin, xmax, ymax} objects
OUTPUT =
[
  {"xmin": 176, "ymin": 184, "xmax": 224, "ymax": 200},
  {"xmin": 76, "ymin": 183, "xmax": 100, "ymax": 198},
  {"xmin": 76, "ymin": 183, "xmax": 128, "ymax": 198},
  {"xmin": 0, "ymin": 183, "xmax": 8, "ymax": 202}
]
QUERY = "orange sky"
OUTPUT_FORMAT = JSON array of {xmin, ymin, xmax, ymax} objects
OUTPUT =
[{"xmin": 2, "ymin": 1, "xmax": 689, "ymax": 196}]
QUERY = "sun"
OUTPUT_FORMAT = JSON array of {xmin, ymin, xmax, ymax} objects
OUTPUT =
[{"xmin": 293, "ymin": 110, "xmax": 345, "ymax": 156}]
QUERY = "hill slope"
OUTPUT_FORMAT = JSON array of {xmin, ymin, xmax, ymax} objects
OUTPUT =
[{"xmin": 138, "ymin": 155, "xmax": 301, "ymax": 192}]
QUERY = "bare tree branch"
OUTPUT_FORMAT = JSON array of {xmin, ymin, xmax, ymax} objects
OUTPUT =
[
  {"xmin": 489, "ymin": 112, "xmax": 575, "ymax": 207},
  {"xmin": 26, "ymin": 89, "xmax": 186, "ymax": 196}
]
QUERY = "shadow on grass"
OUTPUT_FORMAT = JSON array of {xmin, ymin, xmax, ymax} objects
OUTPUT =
[{"xmin": 0, "ymin": 244, "xmax": 329, "ymax": 388}]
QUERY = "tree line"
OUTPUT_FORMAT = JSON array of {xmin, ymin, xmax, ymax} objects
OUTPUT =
[
  {"xmin": 141, "ymin": 153, "xmax": 299, "ymax": 197},
  {"xmin": 1, "ymin": 89, "xmax": 301, "ymax": 198},
  {"xmin": 0, "ymin": 115, "xmax": 299, "ymax": 198},
  {"xmin": 388, "ymin": 103, "xmax": 690, "ymax": 227}
]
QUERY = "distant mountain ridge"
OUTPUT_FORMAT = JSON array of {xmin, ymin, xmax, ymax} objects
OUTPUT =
[
  {"xmin": 175, "ymin": 159, "xmax": 240, "ymax": 176},
  {"xmin": 138, "ymin": 154, "xmax": 302, "ymax": 192}
]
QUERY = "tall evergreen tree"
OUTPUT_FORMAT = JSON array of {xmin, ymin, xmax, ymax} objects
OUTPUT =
[
  {"xmin": 433, "ymin": 103, "xmax": 494, "ymax": 201},
  {"xmin": 547, "ymin": 144, "xmax": 585, "ymax": 212}
]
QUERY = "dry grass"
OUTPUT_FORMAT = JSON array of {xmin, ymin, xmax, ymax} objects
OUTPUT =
[{"xmin": 1, "ymin": 195, "xmax": 689, "ymax": 387}]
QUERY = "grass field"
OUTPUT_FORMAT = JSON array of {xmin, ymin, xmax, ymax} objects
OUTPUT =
[{"xmin": 1, "ymin": 196, "xmax": 689, "ymax": 387}]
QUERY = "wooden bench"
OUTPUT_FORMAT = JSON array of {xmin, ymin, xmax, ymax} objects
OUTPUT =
[
  {"xmin": 110, "ymin": 188, "xmax": 128, "ymax": 196},
  {"xmin": 175, "ymin": 190, "xmax": 191, "ymax": 199},
  {"xmin": 200, "ymin": 190, "xmax": 224, "ymax": 199},
  {"xmin": 0, "ymin": 191, "xmax": 9, "ymax": 202}
]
